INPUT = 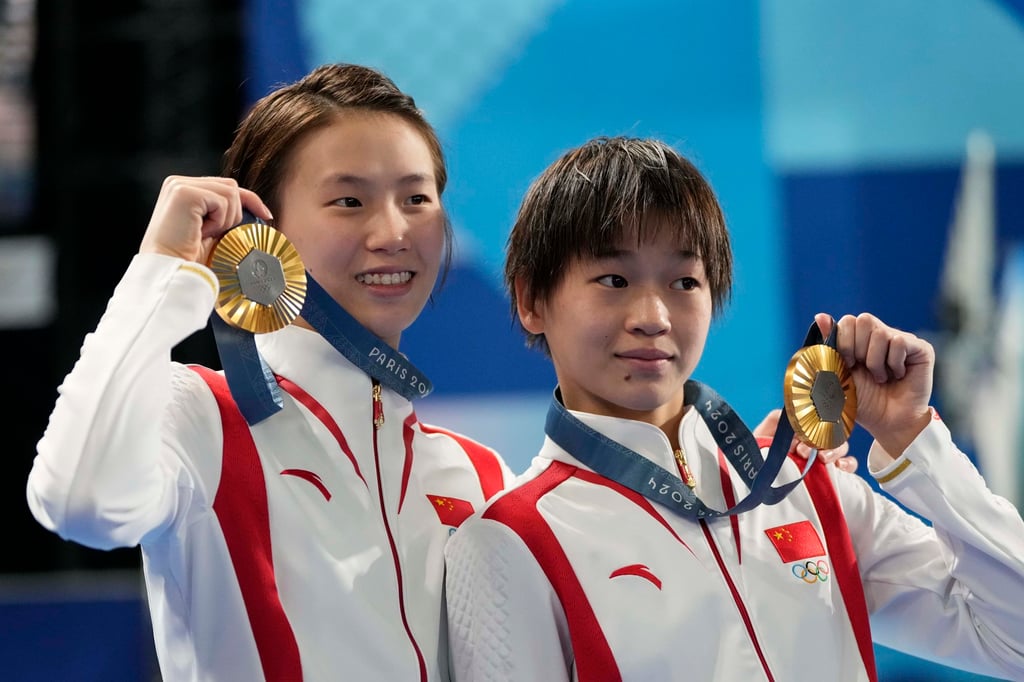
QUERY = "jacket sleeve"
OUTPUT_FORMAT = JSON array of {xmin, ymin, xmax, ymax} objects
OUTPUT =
[
  {"xmin": 26, "ymin": 254, "xmax": 223, "ymax": 550},
  {"xmin": 445, "ymin": 513, "xmax": 574, "ymax": 682},
  {"xmin": 838, "ymin": 411, "xmax": 1024, "ymax": 679}
]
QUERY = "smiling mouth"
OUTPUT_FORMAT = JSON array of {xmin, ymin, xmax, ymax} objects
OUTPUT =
[{"xmin": 356, "ymin": 272, "xmax": 413, "ymax": 286}]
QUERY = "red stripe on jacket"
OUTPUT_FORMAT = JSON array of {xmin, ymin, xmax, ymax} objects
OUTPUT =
[
  {"xmin": 796, "ymin": 453, "xmax": 878, "ymax": 681},
  {"xmin": 191, "ymin": 366, "xmax": 303, "ymax": 681},
  {"xmin": 398, "ymin": 413, "xmax": 417, "ymax": 513}
]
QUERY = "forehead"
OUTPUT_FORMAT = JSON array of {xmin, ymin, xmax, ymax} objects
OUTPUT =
[{"xmin": 285, "ymin": 112, "xmax": 436, "ymax": 186}]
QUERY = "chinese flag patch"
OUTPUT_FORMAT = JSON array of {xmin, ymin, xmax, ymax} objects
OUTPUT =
[
  {"xmin": 426, "ymin": 495, "xmax": 475, "ymax": 527},
  {"xmin": 764, "ymin": 520, "xmax": 825, "ymax": 563}
]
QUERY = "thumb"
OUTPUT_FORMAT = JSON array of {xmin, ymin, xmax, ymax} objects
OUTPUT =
[{"xmin": 814, "ymin": 312, "xmax": 835, "ymax": 339}]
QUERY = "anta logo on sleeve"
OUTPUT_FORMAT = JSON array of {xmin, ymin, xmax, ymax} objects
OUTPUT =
[
  {"xmin": 609, "ymin": 563, "xmax": 662, "ymax": 590},
  {"xmin": 280, "ymin": 469, "xmax": 331, "ymax": 501}
]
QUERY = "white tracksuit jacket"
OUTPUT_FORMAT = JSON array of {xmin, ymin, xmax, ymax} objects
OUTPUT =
[
  {"xmin": 26, "ymin": 254, "xmax": 513, "ymax": 681},
  {"xmin": 445, "ymin": 405, "xmax": 1024, "ymax": 681}
]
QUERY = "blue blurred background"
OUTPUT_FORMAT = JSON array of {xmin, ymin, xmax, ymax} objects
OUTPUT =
[{"xmin": 2, "ymin": 0, "xmax": 1022, "ymax": 679}]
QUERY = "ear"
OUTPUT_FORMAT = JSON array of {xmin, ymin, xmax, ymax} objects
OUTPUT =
[{"xmin": 514, "ymin": 276, "xmax": 546, "ymax": 335}]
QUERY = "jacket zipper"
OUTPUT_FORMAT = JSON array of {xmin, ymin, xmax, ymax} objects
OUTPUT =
[
  {"xmin": 701, "ymin": 520, "xmax": 775, "ymax": 680},
  {"xmin": 673, "ymin": 447, "xmax": 697, "ymax": 488},
  {"xmin": 370, "ymin": 381, "xmax": 426, "ymax": 680},
  {"xmin": 372, "ymin": 379, "xmax": 384, "ymax": 430}
]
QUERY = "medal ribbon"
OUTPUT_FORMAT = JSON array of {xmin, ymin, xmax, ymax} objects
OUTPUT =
[
  {"xmin": 544, "ymin": 321, "xmax": 834, "ymax": 519},
  {"xmin": 210, "ymin": 214, "xmax": 433, "ymax": 425}
]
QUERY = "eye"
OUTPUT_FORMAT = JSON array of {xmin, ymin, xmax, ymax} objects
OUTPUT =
[
  {"xmin": 597, "ymin": 274, "xmax": 628, "ymax": 289},
  {"xmin": 335, "ymin": 197, "xmax": 362, "ymax": 208},
  {"xmin": 406, "ymin": 194, "xmax": 430, "ymax": 205},
  {"xmin": 671, "ymin": 277, "xmax": 700, "ymax": 291}
]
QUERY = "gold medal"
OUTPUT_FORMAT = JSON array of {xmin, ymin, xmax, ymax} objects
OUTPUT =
[
  {"xmin": 783, "ymin": 343, "xmax": 857, "ymax": 450},
  {"xmin": 208, "ymin": 220, "xmax": 307, "ymax": 333}
]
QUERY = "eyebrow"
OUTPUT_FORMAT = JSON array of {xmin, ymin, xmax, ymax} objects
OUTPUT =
[{"xmin": 325, "ymin": 172, "xmax": 434, "ymax": 187}]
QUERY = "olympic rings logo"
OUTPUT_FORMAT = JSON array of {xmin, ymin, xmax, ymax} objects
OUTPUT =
[{"xmin": 791, "ymin": 559, "xmax": 830, "ymax": 584}]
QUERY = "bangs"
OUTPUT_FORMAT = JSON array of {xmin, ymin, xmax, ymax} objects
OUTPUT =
[
  {"xmin": 531, "ymin": 137, "xmax": 727, "ymax": 288},
  {"xmin": 577, "ymin": 208, "xmax": 715, "ymax": 264}
]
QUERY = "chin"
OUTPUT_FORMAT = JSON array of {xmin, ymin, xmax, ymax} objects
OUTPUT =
[
  {"xmin": 350, "ymin": 300, "xmax": 419, "ymax": 338},
  {"xmin": 370, "ymin": 316, "xmax": 418, "ymax": 346},
  {"xmin": 615, "ymin": 387, "xmax": 681, "ymax": 414}
]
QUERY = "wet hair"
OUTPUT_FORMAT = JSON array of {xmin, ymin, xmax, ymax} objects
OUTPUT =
[
  {"xmin": 222, "ymin": 63, "xmax": 453, "ymax": 276},
  {"xmin": 505, "ymin": 136, "xmax": 733, "ymax": 351}
]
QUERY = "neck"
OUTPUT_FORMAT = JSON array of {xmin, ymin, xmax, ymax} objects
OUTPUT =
[
  {"xmin": 559, "ymin": 390, "xmax": 688, "ymax": 450},
  {"xmin": 662, "ymin": 406, "xmax": 687, "ymax": 451}
]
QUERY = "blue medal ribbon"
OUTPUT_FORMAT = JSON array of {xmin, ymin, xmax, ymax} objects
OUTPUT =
[
  {"xmin": 210, "ymin": 214, "xmax": 433, "ymax": 425},
  {"xmin": 544, "ymin": 321, "xmax": 833, "ymax": 519},
  {"xmin": 211, "ymin": 315, "xmax": 285, "ymax": 422}
]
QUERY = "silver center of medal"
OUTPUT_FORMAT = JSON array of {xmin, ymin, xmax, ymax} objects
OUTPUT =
[
  {"xmin": 810, "ymin": 370, "xmax": 846, "ymax": 424},
  {"xmin": 237, "ymin": 248, "xmax": 286, "ymax": 306}
]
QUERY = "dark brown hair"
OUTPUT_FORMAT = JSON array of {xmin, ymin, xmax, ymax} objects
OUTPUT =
[
  {"xmin": 222, "ymin": 63, "xmax": 452, "ymax": 274},
  {"xmin": 505, "ymin": 136, "xmax": 733, "ymax": 350}
]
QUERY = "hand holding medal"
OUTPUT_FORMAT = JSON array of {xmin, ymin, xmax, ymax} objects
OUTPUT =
[
  {"xmin": 139, "ymin": 176, "xmax": 274, "ymax": 266},
  {"xmin": 810, "ymin": 312, "xmax": 935, "ymax": 457}
]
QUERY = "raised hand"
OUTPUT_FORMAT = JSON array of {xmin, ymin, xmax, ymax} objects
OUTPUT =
[
  {"xmin": 138, "ymin": 176, "xmax": 273, "ymax": 264},
  {"xmin": 815, "ymin": 312, "xmax": 934, "ymax": 457}
]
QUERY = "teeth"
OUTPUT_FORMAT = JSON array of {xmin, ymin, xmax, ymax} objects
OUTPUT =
[{"xmin": 357, "ymin": 272, "xmax": 413, "ymax": 285}]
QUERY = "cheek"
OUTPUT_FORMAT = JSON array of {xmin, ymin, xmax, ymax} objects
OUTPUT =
[
  {"xmin": 563, "ymin": 312, "xmax": 610, "ymax": 351},
  {"xmin": 417, "ymin": 219, "xmax": 447, "ymax": 266},
  {"xmin": 682, "ymin": 314, "xmax": 712, "ymax": 358},
  {"xmin": 299, "ymin": 242, "xmax": 359, "ymax": 282}
]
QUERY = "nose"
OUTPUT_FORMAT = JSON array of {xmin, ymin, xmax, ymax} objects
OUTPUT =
[
  {"xmin": 626, "ymin": 288, "xmax": 671, "ymax": 336},
  {"xmin": 365, "ymin": 203, "xmax": 409, "ymax": 254}
]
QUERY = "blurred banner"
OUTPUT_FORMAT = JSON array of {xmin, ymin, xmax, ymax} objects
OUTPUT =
[
  {"xmin": 936, "ymin": 131, "xmax": 997, "ymax": 447},
  {"xmin": 972, "ymin": 244, "xmax": 1024, "ymax": 507},
  {"xmin": 934, "ymin": 128, "xmax": 1024, "ymax": 509}
]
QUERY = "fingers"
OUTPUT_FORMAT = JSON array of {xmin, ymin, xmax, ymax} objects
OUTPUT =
[
  {"xmin": 159, "ymin": 176, "xmax": 273, "ymax": 225},
  {"xmin": 836, "ymin": 456, "xmax": 859, "ymax": 474},
  {"xmin": 861, "ymin": 317, "xmax": 893, "ymax": 383},
  {"xmin": 814, "ymin": 312, "xmax": 835, "ymax": 340},
  {"xmin": 240, "ymin": 187, "xmax": 274, "ymax": 223},
  {"xmin": 792, "ymin": 439, "xmax": 840, "ymax": 462},
  {"xmin": 141, "ymin": 176, "xmax": 273, "ymax": 262},
  {"xmin": 828, "ymin": 312, "xmax": 927, "ymax": 384},
  {"xmin": 791, "ymin": 437, "xmax": 858, "ymax": 472},
  {"xmin": 165, "ymin": 176, "xmax": 251, "ymax": 238}
]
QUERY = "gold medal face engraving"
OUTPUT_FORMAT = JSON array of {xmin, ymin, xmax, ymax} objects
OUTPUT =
[
  {"xmin": 783, "ymin": 344, "xmax": 857, "ymax": 449},
  {"xmin": 209, "ymin": 222, "xmax": 307, "ymax": 333}
]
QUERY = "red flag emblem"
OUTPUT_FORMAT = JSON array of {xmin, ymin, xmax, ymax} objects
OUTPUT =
[
  {"xmin": 764, "ymin": 520, "xmax": 825, "ymax": 563},
  {"xmin": 426, "ymin": 494, "xmax": 475, "ymax": 527}
]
